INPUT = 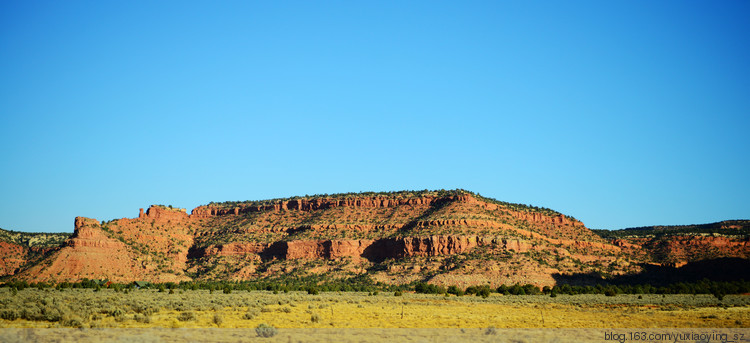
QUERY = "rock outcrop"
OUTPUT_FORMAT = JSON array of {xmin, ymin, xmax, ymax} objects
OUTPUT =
[
  {"xmin": 16, "ymin": 217, "xmax": 139, "ymax": 282},
  {"xmin": 195, "ymin": 235, "xmax": 542, "ymax": 262},
  {"xmin": 141, "ymin": 206, "xmax": 189, "ymax": 221},
  {"xmin": 200, "ymin": 242, "xmax": 268, "ymax": 256},
  {"xmin": 510, "ymin": 212, "xmax": 583, "ymax": 227},
  {"xmin": 191, "ymin": 195, "xmax": 451, "ymax": 219}
]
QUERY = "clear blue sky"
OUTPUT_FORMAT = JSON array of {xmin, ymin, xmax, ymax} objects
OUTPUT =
[{"xmin": 1, "ymin": 1, "xmax": 748, "ymax": 233}]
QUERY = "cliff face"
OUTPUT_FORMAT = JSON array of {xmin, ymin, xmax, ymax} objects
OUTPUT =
[
  {"xmin": 191, "ymin": 195, "xmax": 446, "ymax": 219},
  {"xmin": 5, "ymin": 191, "xmax": 748, "ymax": 287},
  {"xmin": 140, "ymin": 206, "xmax": 189, "ymax": 221},
  {"xmin": 194, "ymin": 235, "xmax": 516, "ymax": 261},
  {"xmin": 66, "ymin": 217, "xmax": 119, "ymax": 248}
]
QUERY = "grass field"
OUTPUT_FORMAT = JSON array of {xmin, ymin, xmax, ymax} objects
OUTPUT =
[{"xmin": 1, "ymin": 288, "xmax": 748, "ymax": 329}]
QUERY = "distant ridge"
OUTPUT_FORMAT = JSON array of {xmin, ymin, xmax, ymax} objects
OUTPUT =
[{"xmin": 593, "ymin": 220, "xmax": 750, "ymax": 239}]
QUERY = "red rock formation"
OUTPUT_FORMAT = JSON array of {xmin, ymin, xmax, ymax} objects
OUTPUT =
[
  {"xmin": 329, "ymin": 240, "xmax": 374, "ymax": 259},
  {"xmin": 16, "ymin": 217, "xmax": 140, "ymax": 283},
  {"xmin": 202, "ymin": 242, "xmax": 268, "ymax": 256},
  {"xmin": 144, "ymin": 206, "xmax": 188, "ymax": 221},
  {"xmin": 286, "ymin": 241, "xmax": 329, "ymax": 259},
  {"xmin": 67, "ymin": 218, "xmax": 122, "ymax": 249},
  {"xmin": 400, "ymin": 235, "xmax": 478, "ymax": 257},
  {"xmin": 189, "ymin": 195, "xmax": 452, "ymax": 218},
  {"xmin": 196, "ymin": 235, "xmax": 545, "ymax": 261},
  {"xmin": 74, "ymin": 216, "xmax": 100, "ymax": 231},
  {"xmin": 15, "ymin": 192, "xmax": 743, "ymax": 287},
  {"xmin": 509, "ymin": 211, "xmax": 583, "ymax": 227},
  {"xmin": 612, "ymin": 239, "xmax": 641, "ymax": 249},
  {"xmin": 307, "ymin": 223, "xmax": 403, "ymax": 231}
]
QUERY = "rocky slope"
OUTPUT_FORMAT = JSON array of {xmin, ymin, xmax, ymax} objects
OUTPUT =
[
  {"xmin": 595, "ymin": 220, "xmax": 750, "ymax": 266},
  {"xmin": 0, "ymin": 229, "xmax": 68, "ymax": 277},
  {"xmin": 18, "ymin": 217, "xmax": 142, "ymax": 282},
  {"xmin": 2, "ymin": 190, "xmax": 748, "ymax": 287}
]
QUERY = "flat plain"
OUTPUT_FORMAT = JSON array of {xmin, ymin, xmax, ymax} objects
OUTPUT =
[{"xmin": 1, "ymin": 288, "xmax": 748, "ymax": 329}]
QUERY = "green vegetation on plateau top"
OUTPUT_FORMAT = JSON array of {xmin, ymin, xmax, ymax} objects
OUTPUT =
[
  {"xmin": 0, "ymin": 228, "xmax": 70, "ymax": 248},
  {"xmin": 206, "ymin": 189, "xmax": 568, "ymax": 219},
  {"xmin": 593, "ymin": 220, "xmax": 750, "ymax": 239}
]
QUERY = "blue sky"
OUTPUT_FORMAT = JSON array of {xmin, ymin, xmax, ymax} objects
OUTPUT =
[{"xmin": 1, "ymin": 1, "xmax": 748, "ymax": 233}]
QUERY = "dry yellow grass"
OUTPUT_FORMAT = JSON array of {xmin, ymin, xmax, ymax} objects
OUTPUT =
[
  {"xmin": 111, "ymin": 304, "xmax": 747, "ymax": 329},
  {"xmin": 1, "ymin": 289, "xmax": 748, "ymax": 329},
  {"xmin": 117, "ymin": 300, "xmax": 749, "ymax": 329}
]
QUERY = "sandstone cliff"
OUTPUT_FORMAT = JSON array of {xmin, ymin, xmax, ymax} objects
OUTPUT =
[{"xmin": 4, "ymin": 190, "xmax": 747, "ymax": 288}]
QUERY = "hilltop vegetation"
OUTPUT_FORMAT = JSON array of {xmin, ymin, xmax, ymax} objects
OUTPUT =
[
  {"xmin": 593, "ymin": 220, "xmax": 750, "ymax": 239},
  {"xmin": 207, "ymin": 189, "xmax": 568, "ymax": 218},
  {"xmin": 0, "ymin": 228, "xmax": 69, "ymax": 247}
]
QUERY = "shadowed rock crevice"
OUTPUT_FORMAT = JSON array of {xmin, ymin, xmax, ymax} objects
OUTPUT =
[{"xmin": 552, "ymin": 258, "xmax": 750, "ymax": 287}]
